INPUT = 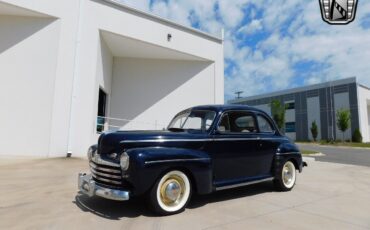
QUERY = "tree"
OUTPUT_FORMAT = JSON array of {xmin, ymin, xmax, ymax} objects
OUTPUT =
[
  {"xmin": 336, "ymin": 108, "xmax": 351, "ymax": 142},
  {"xmin": 352, "ymin": 128, "xmax": 363, "ymax": 143},
  {"xmin": 310, "ymin": 120, "xmax": 318, "ymax": 142},
  {"xmin": 270, "ymin": 99, "xmax": 286, "ymax": 133}
]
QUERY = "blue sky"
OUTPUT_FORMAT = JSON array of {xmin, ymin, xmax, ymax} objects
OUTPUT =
[{"xmin": 119, "ymin": 0, "xmax": 370, "ymax": 101}]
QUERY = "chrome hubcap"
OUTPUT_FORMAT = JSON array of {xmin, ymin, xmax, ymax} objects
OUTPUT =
[
  {"xmin": 160, "ymin": 175, "xmax": 185, "ymax": 206},
  {"xmin": 164, "ymin": 181, "xmax": 181, "ymax": 201},
  {"xmin": 282, "ymin": 162, "xmax": 295, "ymax": 188},
  {"xmin": 283, "ymin": 167, "xmax": 292, "ymax": 184}
]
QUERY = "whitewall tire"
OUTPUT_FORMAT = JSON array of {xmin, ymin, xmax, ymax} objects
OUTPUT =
[
  {"xmin": 274, "ymin": 160, "xmax": 297, "ymax": 191},
  {"xmin": 149, "ymin": 170, "xmax": 192, "ymax": 215}
]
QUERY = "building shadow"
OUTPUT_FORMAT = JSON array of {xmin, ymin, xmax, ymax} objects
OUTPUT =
[
  {"xmin": 0, "ymin": 15, "xmax": 56, "ymax": 54},
  {"xmin": 73, "ymin": 181, "xmax": 274, "ymax": 220}
]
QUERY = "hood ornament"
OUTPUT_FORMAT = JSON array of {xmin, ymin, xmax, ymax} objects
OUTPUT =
[{"xmin": 108, "ymin": 152, "xmax": 118, "ymax": 159}]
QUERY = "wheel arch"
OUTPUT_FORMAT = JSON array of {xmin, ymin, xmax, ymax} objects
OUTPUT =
[
  {"xmin": 287, "ymin": 157, "xmax": 300, "ymax": 170},
  {"xmin": 274, "ymin": 141, "xmax": 303, "ymax": 174},
  {"xmin": 126, "ymin": 147, "xmax": 213, "ymax": 196}
]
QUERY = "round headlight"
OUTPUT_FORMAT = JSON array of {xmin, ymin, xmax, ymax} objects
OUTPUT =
[
  {"xmin": 120, "ymin": 152, "xmax": 130, "ymax": 171},
  {"xmin": 87, "ymin": 146, "xmax": 95, "ymax": 160}
]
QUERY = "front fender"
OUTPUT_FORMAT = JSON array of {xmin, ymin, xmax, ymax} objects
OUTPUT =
[
  {"xmin": 125, "ymin": 147, "xmax": 212, "ymax": 196},
  {"xmin": 274, "ymin": 142, "xmax": 303, "ymax": 173}
]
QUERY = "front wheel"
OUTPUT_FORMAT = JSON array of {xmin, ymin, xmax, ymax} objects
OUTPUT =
[
  {"xmin": 274, "ymin": 160, "xmax": 297, "ymax": 191},
  {"xmin": 148, "ymin": 170, "xmax": 192, "ymax": 215}
]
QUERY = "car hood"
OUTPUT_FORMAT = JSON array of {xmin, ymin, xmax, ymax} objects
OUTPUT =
[{"xmin": 97, "ymin": 130, "xmax": 208, "ymax": 155}]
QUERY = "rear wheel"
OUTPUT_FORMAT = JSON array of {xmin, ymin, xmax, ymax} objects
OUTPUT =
[
  {"xmin": 274, "ymin": 160, "xmax": 296, "ymax": 191},
  {"xmin": 148, "ymin": 170, "xmax": 191, "ymax": 215}
]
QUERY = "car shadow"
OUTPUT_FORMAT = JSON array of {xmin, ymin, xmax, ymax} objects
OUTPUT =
[
  {"xmin": 73, "ymin": 181, "xmax": 275, "ymax": 219},
  {"xmin": 73, "ymin": 192, "xmax": 153, "ymax": 220}
]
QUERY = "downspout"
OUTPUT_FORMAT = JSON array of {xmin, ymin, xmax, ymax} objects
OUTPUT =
[
  {"xmin": 219, "ymin": 28, "xmax": 224, "ymax": 104},
  {"xmin": 329, "ymin": 81, "xmax": 335, "ymax": 141},
  {"xmin": 67, "ymin": 0, "xmax": 84, "ymax": 155}
]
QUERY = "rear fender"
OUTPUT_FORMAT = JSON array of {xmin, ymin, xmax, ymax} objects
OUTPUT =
[{"xmin": 274, "ymin": 142, "xmax": 304, "ymax": 174}]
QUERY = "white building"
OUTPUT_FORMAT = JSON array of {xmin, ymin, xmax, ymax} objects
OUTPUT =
[{"xmin": 0, "ymin": 0, "xmax": 224, "ymax": 157}]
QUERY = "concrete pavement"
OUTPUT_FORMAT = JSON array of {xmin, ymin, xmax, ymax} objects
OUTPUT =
[
  {"xmin": 0, "ymin": 157, "xmax": 370, "ymax": 230},
  {"xmin": 298, "ymin": 143, "xmax": 370, "ymax": 167}
]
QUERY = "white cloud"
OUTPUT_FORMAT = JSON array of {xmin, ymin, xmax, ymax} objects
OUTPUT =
[
  {"xmin": 218, "ymin": 0, "xmax": 245, "ymax": 28},
  {"xmin": 238, "ymin": 19, "xmax": 262, "ymax": 35},
  {"xmin": 117, "ymin": 0, "xmax": 370, "ymax": 101}
]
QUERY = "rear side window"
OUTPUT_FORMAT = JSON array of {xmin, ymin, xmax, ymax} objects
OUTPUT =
[
  {"xmin": 218, "ymin": 111, "xmax": 257, "ymax": 133},
  {"xmin": 257, "ymin": 115, "xmax": 274, "ymax": 133}
]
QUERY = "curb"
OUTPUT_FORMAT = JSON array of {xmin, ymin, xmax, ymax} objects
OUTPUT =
[
  {"xmin": 297, "ymin": 143, "xmax": 370, "ymax": 150},
  {"xmin": 304, "ymin": 152, "xmax": 325, "ymax": 157},
  {"xmin": 303, "ymin": 156, "xmax": 315, "ymax": 162}
]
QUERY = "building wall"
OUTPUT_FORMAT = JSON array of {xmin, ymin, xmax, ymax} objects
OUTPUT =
[
  {"xmin": 67, "ymin": 0, "xmax": 223, "ymax": 156},
  {"xmin": 285, "ymin": 100, "xmax": 296, "ymax": 140},
  {"xmin": 0, "ymin": 0, "xmax": 83, "ymax": 156},
  {"xmin": 307, "ymin": 97, "xmax": 321, "ymax": 140},
  {"xmin": 254, "ymin": 104, "xmax": 271, "ymax": 115},
  {"xmin": 109, "ymin": 58, "xmax": 214, "ymax": 131},
  {"xmin": 95, "ymin": 38, "xmax": 113, "ymax": 100},
  {"xmin": 230, "ymin": 80, "xmax": 361, "ymax": 141},
  {"xmin": 368, "ymin": 106, "xmax": 370, "ymax": 141},
  {"xmin": 0, "ymin": 0, "xmax": 224, "ymax": 157},
  {"xmin": 0, "ymin": 15, "xmax": 61, "ymax": 156},
  {"xmin": 358, "ymin": 86, "xmax": 370, "ymax": 142}
]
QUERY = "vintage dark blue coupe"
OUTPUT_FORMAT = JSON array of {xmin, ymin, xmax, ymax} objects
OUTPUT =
[{"xmin": 78, "ymin": 105, "xmax": 306, "ymax": 215}]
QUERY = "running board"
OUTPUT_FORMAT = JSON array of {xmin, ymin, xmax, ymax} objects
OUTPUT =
[{"xmin": 215, "ymin": 177, "xmax": 274, "ymax": 191}]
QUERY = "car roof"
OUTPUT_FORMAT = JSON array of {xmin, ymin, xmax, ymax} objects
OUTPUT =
[{"xmin": 188, "ymin": 104, "xmax": 267, "ymax": 114}]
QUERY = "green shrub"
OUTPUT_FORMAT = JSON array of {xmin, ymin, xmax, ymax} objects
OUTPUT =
[
  {"xmin": 352, "ymin": 128, "xmax": 363, "ymax": 143},
  {"xmin": 310, "ymin": 120, "xmax": 318, "ymax": 142}
]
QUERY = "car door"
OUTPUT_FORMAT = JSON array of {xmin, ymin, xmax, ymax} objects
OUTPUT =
[
  {"xmin": 208, "ymin": 111, "xmax": 261, "ymax": 184},
  {"xmin": 255, "ymin": 113, "xmax": 280, "ymax": 175}
]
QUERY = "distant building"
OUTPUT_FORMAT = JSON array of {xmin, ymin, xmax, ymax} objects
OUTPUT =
[{"xmin": 229, "ymin": 77, "xmax": 370, "ymax": 142}]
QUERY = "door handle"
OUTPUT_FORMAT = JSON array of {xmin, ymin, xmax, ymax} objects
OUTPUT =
[{"xmin": 257, "ymin": 137, "xmax": 262, "ymax": 147}]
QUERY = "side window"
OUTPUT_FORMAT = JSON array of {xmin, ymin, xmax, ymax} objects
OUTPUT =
[
  {"xmin": 204, "ymin": 112, "xmax": 215, "ymax": 130},
  {"xmin": 182, "ymin": 117, "xmax": 202, "ymax": 129},
  {"xmin": 218, "ymin": 111, "xmax": 257, "ymax": 133},
  {"xmin": 217, "ymin": 114, "xmax": 230, "ymax": 132},
  {"xmin": 257, "ymin": 115, "xmax": 274, "ymax": 133}
]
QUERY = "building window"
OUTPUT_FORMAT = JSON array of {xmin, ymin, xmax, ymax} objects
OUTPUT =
[
  {"xmin": 285, "ymin": 122, "xmax": 296, "ymax": 133},
  {"xmin": 285, "ymin": 102, "xmax": 295, "ymax": 110},
  {"xmin": 97, "ymin": 88, "xmax": 107, "ymax": 132}
]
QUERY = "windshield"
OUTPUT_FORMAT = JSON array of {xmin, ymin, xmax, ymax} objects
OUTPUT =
[{"xmin": 168, "ymin": 110, "xmax": 216, "ymax": 132}]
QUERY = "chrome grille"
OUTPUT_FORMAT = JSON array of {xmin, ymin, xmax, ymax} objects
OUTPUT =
[{"xmin": 90, "ymin": 161, "xmax": 122, "ymax": 186}]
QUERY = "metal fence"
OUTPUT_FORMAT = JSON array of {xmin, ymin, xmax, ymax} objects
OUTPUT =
[{"xmin": 96, "ymin": 116, "xmax": 167, "ymax": 133}]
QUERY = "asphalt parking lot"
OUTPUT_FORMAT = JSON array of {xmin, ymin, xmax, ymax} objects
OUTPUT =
[
  {"xmin": 1, "ymin": 157, "xmax": 370, "ymax": 230},
  {"xmin": 298, "ymin": 143, "xmax": 370, "ymax": 167}
]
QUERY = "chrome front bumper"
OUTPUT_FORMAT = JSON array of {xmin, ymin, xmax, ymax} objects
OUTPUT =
[{"xmin": 78, "ymin": 173, "xmax": 130, "ymax": 201}]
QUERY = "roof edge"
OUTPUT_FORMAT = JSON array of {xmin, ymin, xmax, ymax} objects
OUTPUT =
[
  {"xmin": 229, "ymin": 77, "xmax": 358, "ymax": 104},
  {"xmin": 99, "ymin": 0, "xmax": 223, "ymax": 43}
]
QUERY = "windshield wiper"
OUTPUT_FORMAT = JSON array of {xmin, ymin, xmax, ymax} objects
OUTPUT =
[{"xmin": 168, "ymin": 127, "xmax": 185, "ymax": 132}]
